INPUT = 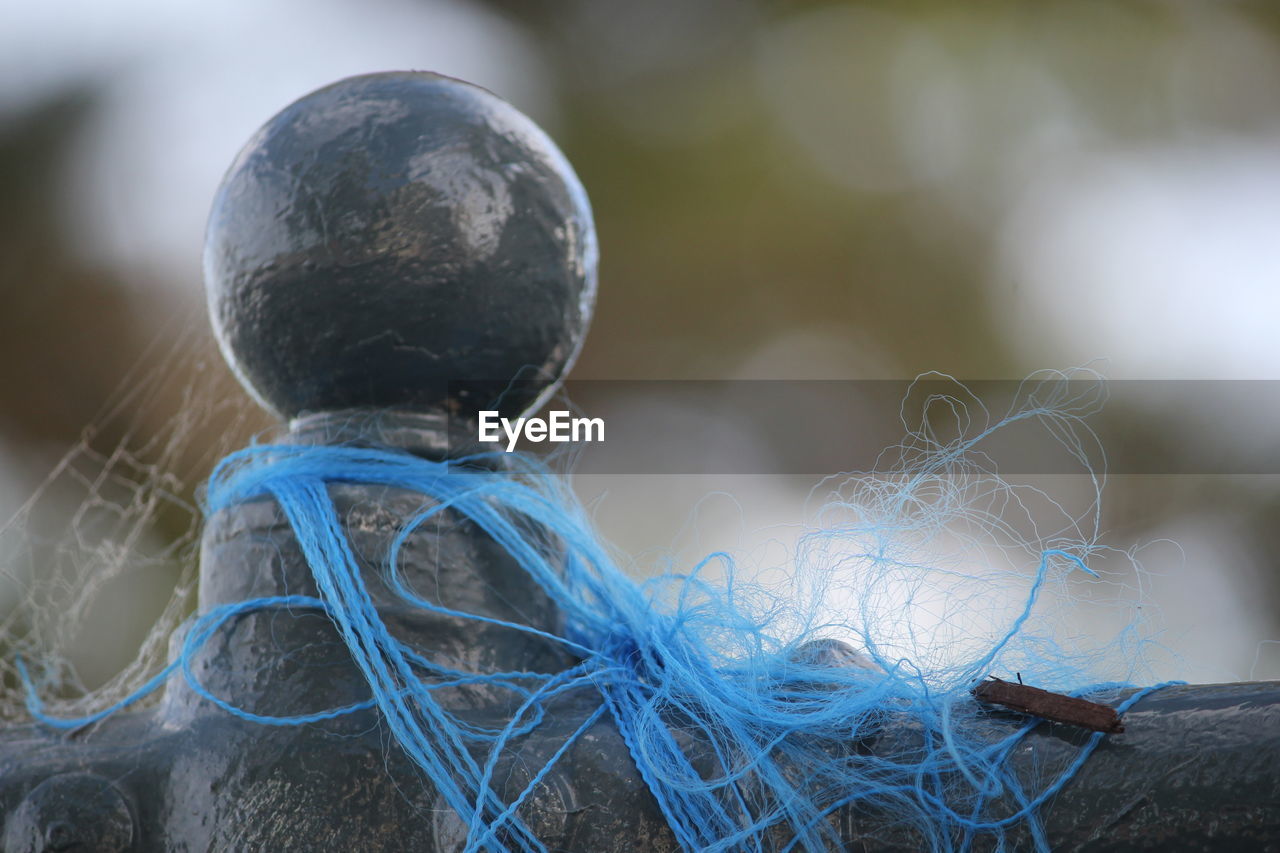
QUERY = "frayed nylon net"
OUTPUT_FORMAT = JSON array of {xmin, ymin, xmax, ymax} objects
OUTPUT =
[
  {"xmin": 0, "ymin": 327, "xmax": 265, "ymax": 721},
  {"xmin": 10, "ymin": 373, "xmax": 1177, "ymax": 851}
]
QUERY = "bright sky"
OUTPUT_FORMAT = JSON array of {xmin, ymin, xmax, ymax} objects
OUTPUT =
[{"xmin": 1000, "ymin": 140, "xmax": 1280, "ymax": 379}]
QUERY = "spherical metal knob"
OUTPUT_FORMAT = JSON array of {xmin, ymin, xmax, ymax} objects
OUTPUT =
[{"xmin": 204, "ymin": 71, "xmax": 597, "ymax": 422}]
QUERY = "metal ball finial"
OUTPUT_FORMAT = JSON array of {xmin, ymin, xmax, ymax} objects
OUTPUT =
[{"xmin": 203, "ymin": 71, "xmax": 597, "ymax": 422}]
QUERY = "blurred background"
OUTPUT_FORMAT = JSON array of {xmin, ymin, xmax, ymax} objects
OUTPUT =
[{"xmin": 1, "ymin": 0, "xmax": 1278, "ymax": 694}]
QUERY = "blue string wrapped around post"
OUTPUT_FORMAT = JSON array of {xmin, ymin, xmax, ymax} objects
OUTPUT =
[{"xmin": 21, "ymin": 440, "xmax": 1177, "ymax": 852}]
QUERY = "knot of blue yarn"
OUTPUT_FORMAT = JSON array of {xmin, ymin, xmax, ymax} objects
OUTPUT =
[{"xmin": 595, "ymin": 627, "xmax": 663, "ymax": 680}]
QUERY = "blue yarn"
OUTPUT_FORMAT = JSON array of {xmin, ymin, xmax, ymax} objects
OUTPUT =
[{"xmin": 19, "ymin": 413, "xmax": 1182, "ymax": 851}]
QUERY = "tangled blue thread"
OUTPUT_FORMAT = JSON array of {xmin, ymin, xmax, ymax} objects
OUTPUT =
[{"xmin": 21, "ymin": 421, "xmax": 1180, "ymax": 851}]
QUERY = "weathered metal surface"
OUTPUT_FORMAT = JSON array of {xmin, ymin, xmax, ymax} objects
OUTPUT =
[
  {"xmin": 2, "ymin": 71, "xmax": 1278, "ymax": 850},
  {"xmin": 204, "ymin": 71, "xmax": 597, "ymax": 422},
  {"xmin": 2, "ymin": 773, "xmax": 134, "ymax": 853}
]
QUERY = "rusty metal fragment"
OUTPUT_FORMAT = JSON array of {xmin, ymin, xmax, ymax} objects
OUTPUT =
[{"xmin": 974, "ymin": 676, "xmax": 1124, "ymax": 734}]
